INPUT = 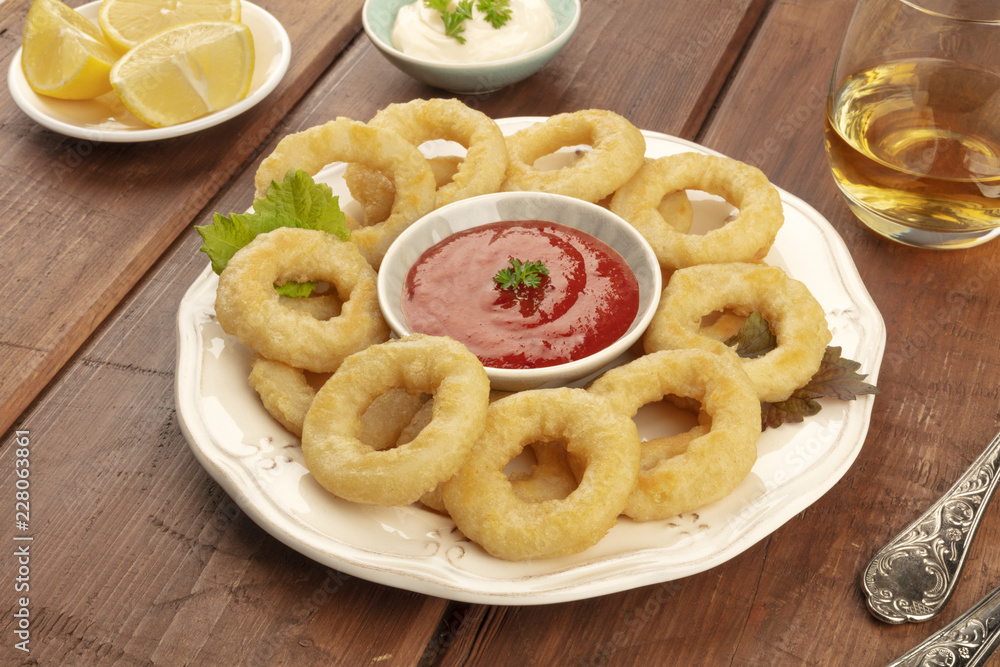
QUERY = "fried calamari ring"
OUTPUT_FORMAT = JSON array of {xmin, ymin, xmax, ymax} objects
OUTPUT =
[
  {"xmin": 427, "ymin": 155, "xmax": 464, "ymax": 189},
  {"xmin": 344, "ymin": 164, "xmax": 395, "ymax": 225},
  {"xmin": 248, "ymin": 356, "xmax": 321, "ymax": 437},
  {"xmin": 253, "ymin": 117, "xmax": 437, "ymax": 268},
  {"xmin": 345, "ymin": 155, "xmax": 467, "ymax": 225},
  {"xmin": 588, "ymin": 348, "xmax": 761, "ymax": 521},
  {"xmin": 420, "ymin": 439, "xmax": 578, "ymax": 515},
  {"xmin": 357, "ymin": 388, "xmax": 432, "ymax": 452},
  {"xmin": 501, "ymin": 109, "xmax": 646, "ymax": 203},
  {"xmin": 301, "ymin": 335, "xmax": 490, "ymax": 507},
  {"xmin": 698, "ymin": 309, "xmax": 749, "ymax": 342},
  {"xmin": 637, "ymin": 425, "xmax": 709, "ymax": 466},
  {"xmin": 407, "ymin": 391, "xmax": 520, "ymax": 515},
  {"xmin": 657, "ymin": 189, "xmax": 695, "ymax": 234},
  {"xmin": 441, "ymin": 387, "xmax": 640, "ymax": 561},
  {"xmin": 279, "ymin": 292, "xmax": 341, "ymax": 320},
  {"xmin": 643, "ymin": 262, "xmax": 832, "ymax": 402},
  {"xmin": 347, "ymin": 98, "xmax": 508, "ymax": 211},
  {"xmin": 507, "ymin": 441, "xmax": 578, "ymax": 503},
  {"xmin": 610, "ymin": 153, "xmax": 784, "ymax": 269},
  {"xmin": 215, "ymin": 227, "xmax": 389, "ymax": 373},
  {"xmin": 249, "ymin": 355, "xmax": 429, "ymax": 444}
]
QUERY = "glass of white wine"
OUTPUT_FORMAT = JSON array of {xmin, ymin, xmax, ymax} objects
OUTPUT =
[{"xmin": 825, "ymin": 0, "xmax": 1000, "ymax": 249}]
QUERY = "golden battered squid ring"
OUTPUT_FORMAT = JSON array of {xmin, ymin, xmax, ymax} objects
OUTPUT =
[
  {"xmin": 501, "ymin": 109, "xmax": 647, "ymax": 203},
  {"xmin": 253, "ymin": 117, "xmax": 437, "ymax": 268},
  {"xmin": 394, "ymin": 398, "xmax": 451, "ymax": 514},
  {"xmin": 642, "ymin": 262, "xmax": 832, "ymax": 403},
  {"xmin": 343, "ymin": 165, "xmax": 396, "ymax": 225},
  {"xmin": 506, "ymin": 441, "xmax": 579, "ymax": 504},
  {"xmin": 406, "ymin": 393, "xmax": 576, "ymax": 514},
  {"xmin": 419, "ymin": 441, "xmax": 578, "ymax": 516},
  {"xmin": 248, "ymin": 356, "xmax": 319, "ymax": 437},
  {"xmin": 246, "ymin": 293, "xmax": 348, "ymax": 424},
  {"xmin": 588, "ymin": 348, "xmax": 761, "ymax": 522},
  {"xmin": 610, "ymin": 152, "xmax": 784, "ymax": 269},
  {"xmin": 249, "ymin": 356, "xmax": 429, "ymax": 444},
  {"xmin": 215, "ymin": 227, "xmax": 390, "ymax": 374},
  {"xmin": 279, "ymin": 291, "xmax": 342, "ymax": 320},
  {"xmin": 301, "ymin": 335, "xmax": 490, "ymax": 507},
  {"xmin": 345, "ymin": 156, "xmax": 466, "ymax": 225},
  {"xmin": 657, "ymin": 188, "xmax": 695, "ymax": 234},
  {"xmin": 441, "ymin": 387, "xmax": 640, "ymax": 561},
  {"xmin": 346, "ymin": 98, "xmax": 509, "ymax": 212},
  {"xmin": 637, "ymin": 425, "xmax": 709, "ymax": 465}
]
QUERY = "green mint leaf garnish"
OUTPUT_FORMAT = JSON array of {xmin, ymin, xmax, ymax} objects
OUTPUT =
[
  {"xmin": 274, "ymin": 281, "xmax": 318, "ymax": 298},
  {"xmin": 195, "ymin": 168, "xmax": 348, "ymax": 297}
]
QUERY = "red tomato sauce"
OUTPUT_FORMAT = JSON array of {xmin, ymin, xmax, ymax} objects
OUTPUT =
[{"xmin": 401, "ymin": 220, "xmax": 640, "ymax": 369}]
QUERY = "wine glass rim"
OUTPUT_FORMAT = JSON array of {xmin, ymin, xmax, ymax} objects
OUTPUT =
[{"xmin": 898, "ymin": 0, "xmax": 1000, "ymax": 23}]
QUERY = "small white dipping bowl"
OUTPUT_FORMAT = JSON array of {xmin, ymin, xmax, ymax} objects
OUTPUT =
[
  {"xmin": 377, "ymin": 192, "xmax": 662, "ymax": 392},
  {"xmin": 362, "ymin": 0, "xmax": 581, "ymax": 94}
]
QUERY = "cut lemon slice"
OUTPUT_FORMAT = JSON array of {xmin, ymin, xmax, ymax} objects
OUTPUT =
[
  {"xmin": 21, "ymin": 0, "xmax": 120, "ymax": 100},
  {"xmin": 110, "ymin": 20, "xmax": 254, "ymax": 128},
  {"xmin": 98, "ymin": 0, "xmax": 241, "ymax": 53}
]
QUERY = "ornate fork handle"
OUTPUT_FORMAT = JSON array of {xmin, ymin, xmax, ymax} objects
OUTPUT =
[
  {"xmin": 886, "ymin": 584, "xmax": 1000, "ymax": 667},
  {"xmin": 863, "ymin": 430, "xmax": 1000, "ymax": 624}
]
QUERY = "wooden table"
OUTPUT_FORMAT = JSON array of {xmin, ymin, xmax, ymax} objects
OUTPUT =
[{"xmin": 4, "ymin": 0, "xmax": 1000, "ymax": 663}]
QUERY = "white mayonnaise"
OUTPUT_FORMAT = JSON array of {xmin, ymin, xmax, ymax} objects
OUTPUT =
[{"xmin": 391, "ymin": 0, "xmax": 557, "ymax": 64}]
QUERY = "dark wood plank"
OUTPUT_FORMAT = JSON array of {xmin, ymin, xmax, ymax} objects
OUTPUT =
[
  {"xmin": 0, "ymin": 179, "xmax": 449, "ymax": 665},
  {"xmin": 438, "ymin": 568, "xmax": 774, "ymax": 665},
  {"xmin": 290, "ymin": 1, "xmax": 787, "ymax": 664},
  {"xmin": 11, "ymin": 0, "xmax": 997, "ymax": 663},
  {"xmin": 299, "ymin": 0, "xmax": 769, "ymax": 138},
  {"xmin": 704, "ymin": 0, "xmax": 1000, "ymax": 664},
  {"xmin": 1, "ymin": 0, "xmax": 782, "ymax": 663},
  {"xmin": 421, "ymin": 0, "xmax": 1000, "ymax": 664},
  {"xmin": 0, "ymin": 0, "xmax": 366, "ymax": 435}
]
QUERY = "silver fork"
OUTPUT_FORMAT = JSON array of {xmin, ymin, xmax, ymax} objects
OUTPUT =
[
  {"xmin": 862, "ymin": 430, "xmax": 1000, "ymax": 624},
  {"xmin": 885, "ymin": 584, "xmax": 1000, "ymax": 666}
]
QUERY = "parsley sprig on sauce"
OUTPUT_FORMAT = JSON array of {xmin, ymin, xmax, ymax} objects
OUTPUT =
[
  {"xmin": 424, "ymin": 0, "xmax": 513, "ymax": 44},
  {"xmin": 478, "ymin": 0, "xmax": 513, "ymax": 28},
  {"xmin": 494, "ymin": 258, "xmax": 549, "ymax": 289}
]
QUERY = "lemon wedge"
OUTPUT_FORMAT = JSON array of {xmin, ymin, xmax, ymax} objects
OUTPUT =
[
  {"xmin": 110, "ymin": 20, "xmax": 254, "ymax": 128},
  {"xmin": 98, "ymin": 0, "xmax": 242, "ymax": 53},
  {"xmin": 21, "ymin": 0, "xmax": 120, "ymax": 100}
]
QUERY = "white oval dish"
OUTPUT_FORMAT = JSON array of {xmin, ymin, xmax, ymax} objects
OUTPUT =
[
  {"xmin": 175, "ymin": 119, "xmax": 886, "ymax": 605},
  {"xmin": 7, "ymin": 1, "xmax": 291, "ymax": 142},
  {"xmin": 377, "ymin": 191, "xmax": 662, "ymax": 391}
]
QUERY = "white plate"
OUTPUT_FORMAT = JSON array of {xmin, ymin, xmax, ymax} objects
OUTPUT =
[
  {"xmin": 8, "ymin": 1, "xmax": 291, "ymax": 142},
  {"xmin": 175, "ymin": 120, "xmax": 886, "ymax": 605}
]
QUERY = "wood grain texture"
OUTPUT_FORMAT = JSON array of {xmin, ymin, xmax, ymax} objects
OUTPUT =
[
  {"xmin": 707, "ymin": 0, "xmax": 1000, "ymax": 664},
  {"xmin": 0, "ymin": 0, "xmax": 366, "ymax": 436},
  {"xmin": 289, "ymin": 0, "xmax": 770, "ymax": 139},
  {"xmin": 5, "ymin": 0, "xmax": 1000, "ymax": 664},
  {"xmin": 1, "ymin": 181, "xmax": 448, "ymax": 665}
]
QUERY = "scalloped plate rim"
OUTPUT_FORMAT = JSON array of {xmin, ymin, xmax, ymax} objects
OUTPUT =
[{"xmin": 175, "ymin": 121, "xmax": 886, "ymax": 604}]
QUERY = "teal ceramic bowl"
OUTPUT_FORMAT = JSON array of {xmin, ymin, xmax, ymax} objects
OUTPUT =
[{"xmin": 362, "ymin": 0, "xmax": 580, "ymax": 94}]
